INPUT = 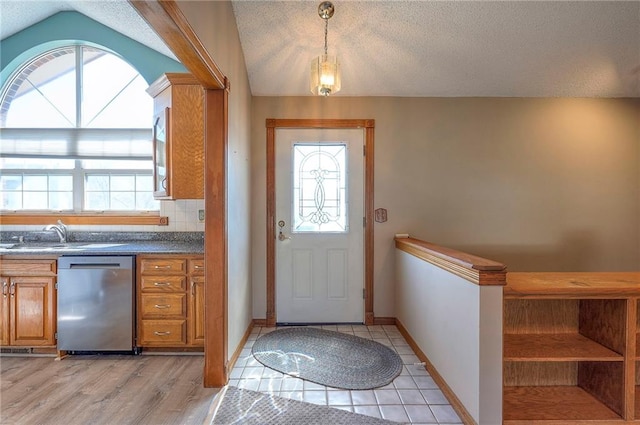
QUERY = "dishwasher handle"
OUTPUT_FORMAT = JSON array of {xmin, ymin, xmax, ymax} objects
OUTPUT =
[{"xmin": 69, "ymin": 263, "xmax": 124, "ymax": 269}]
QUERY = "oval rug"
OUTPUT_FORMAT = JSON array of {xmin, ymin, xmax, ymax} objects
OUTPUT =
[{"xmin": 251, "ymin": 327, "xmax": 403, "ymax": 390}]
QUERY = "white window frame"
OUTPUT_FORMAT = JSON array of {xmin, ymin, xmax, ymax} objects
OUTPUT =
[{"xmin": 0, "ymin": 44, "xmax": 157, "ymax": 214}]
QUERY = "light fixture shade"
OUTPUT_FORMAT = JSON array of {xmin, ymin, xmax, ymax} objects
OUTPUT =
[{"xmin": 310, "ymin": 54, "xmax": 341, "ymax": 96}]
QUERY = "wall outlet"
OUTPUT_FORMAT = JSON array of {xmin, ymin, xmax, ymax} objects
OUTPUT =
[{"xmin": 198, "ymin": 209, "xmax": 205, "ymax": 221}]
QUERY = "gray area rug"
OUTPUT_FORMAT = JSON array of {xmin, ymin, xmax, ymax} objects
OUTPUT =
[
  {"xmin": 251, "ymin": 327, "xmax": 403, "ymax": 390},
  {"xmin": 210, "ymin": 386, "xmax": 403, "ymax": 424}
]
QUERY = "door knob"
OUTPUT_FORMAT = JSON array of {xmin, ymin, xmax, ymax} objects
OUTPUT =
[{"xmin": 277, "ymin": 220, "xmax": 290, "ymax": 241}]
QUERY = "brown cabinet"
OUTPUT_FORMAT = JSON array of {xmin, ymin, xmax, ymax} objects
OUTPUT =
[
  {"xmin": 0, "ymin": 258, "xmax": 56, "ymax": 347},
  {"xmin": 146, "ymin": 73, "xmax": 204, "ymax": 200},
  {"xmin": 137, "ymin": 255, "xmax": 204, "ymax": 348},
  {"xmin": 503, "ymin": 272, "xmax": 640, "ymax": 424}
]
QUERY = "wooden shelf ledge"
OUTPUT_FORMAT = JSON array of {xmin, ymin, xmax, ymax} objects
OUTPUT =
[
  {"xmin": 394, "ymin": 237, "xmax": 506, "ymax": 285},
  {"xmin": 504, "ymin": 386, "xmax": 621, "ymax": 422},
  {"xmin": 504, "ymin": 333, "xmax": 624, "ymax": 361},
  {"xmin": 505, "ymin": 272, "xmax": 640, "ymax": 299}
]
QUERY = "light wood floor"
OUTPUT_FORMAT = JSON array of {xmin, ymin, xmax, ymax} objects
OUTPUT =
[{"xmin": 1, "ymin": 354, "xmax": 220, "ymax": 425}]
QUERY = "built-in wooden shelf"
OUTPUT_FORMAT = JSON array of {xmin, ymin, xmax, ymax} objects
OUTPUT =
[
  {"xmin": 504, "ymin": 272, "xmax": 639, "ymax": 423},
  {"xmin": 504, "ymin": 333, "xmax": 624, "ymax": 362},
  {"xmin": 504, "ymin": 386, "xmax": 622, "ymax": 422}
]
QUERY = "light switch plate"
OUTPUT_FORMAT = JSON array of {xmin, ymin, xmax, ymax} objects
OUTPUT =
[{"xmin": 198, "ymin": 209, "xmax": 205, "ymax": 221}]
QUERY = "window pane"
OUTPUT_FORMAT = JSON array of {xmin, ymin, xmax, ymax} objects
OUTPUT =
[
  {"xmin": 136, "ymin": 175, "xmax": 154, "ymax": 191},
  {"xmin": 111, "ymin": 175, "xmax": 134, "ymax": 190},
  {"xmin": 23, "ymin": 191, "xmax": 47, "ymax": 209},
  {"xmin": 292, "ymin": 143, "xmax": 347, "ymax": 233},
  {"xmin": 136, "ymin": 192, "xmax": 157, "ymax": 210},
  {"xmin": 85, "ymin": 192, "xmax": 108, "ymax": 210},
  {"xmin": 49, "ymin": 175, "xmax": 73, "ymax": 191},
  {"xmin": 23, "ymin": 175, "xmax": 47, "ymax": 191},
  {"xmin": 85, "ymin": 175, "xmax": 109, "ymax": 191},
  {"xmin": 111, "ymin": 192, "xmax": 135, "ymax": 210},
  {"xmin": 82, "ymin": 48, "xmax": 152, "ymax": 128},
  {"xmin": 0, "ymin": 175, "xmax": 22, "ymax": 190},
  {"xmin": 49, "ymin": 192, "xmax": 72, "ymax": 210},
  {"xmin": 1, "ymin": 48, "xmax": 76, "ymax": 128},
  {"xmin": 1, "ymin": 192, "xmax": 21, "ymax": 209}
]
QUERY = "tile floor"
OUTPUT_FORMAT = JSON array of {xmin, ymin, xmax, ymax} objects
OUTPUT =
[{"xmin": 228, "ymin": 324, "xmax": 462, "ymax": 424}]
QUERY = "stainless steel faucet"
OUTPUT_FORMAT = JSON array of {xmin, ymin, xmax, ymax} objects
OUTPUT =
[{"xmin": 44, "ymin": 220, "xmax": 68, "ymax": 243}]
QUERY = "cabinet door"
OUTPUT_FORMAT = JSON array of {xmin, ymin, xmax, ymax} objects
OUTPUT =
[
  {"xmin": 189, "ymin": 275, "xmax": 205, "ymax": 346},
  {"xmin": 0, "ymin": 277, "xmax": 9, "ymax": 346},
  {"xmin": 153, "ymin": 107, "xmax": 170, "ymax": 199},
  {"xmin": 10, "ymin": 276, "xmax": 55, "ymax": 346}
]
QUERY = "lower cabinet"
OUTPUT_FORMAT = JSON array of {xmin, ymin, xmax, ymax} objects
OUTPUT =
[
  {"xmin": 0, "ymin": 258, "xmax": 57, "ymax": 347},
  {"xmin": 136, "ymin": 254, "xmax": 204, "ymax": 348}
]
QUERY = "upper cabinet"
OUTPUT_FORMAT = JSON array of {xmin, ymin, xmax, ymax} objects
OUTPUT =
[{"xmin": 147, "ymin": 73, "xmax": 204, "ymax": 200}]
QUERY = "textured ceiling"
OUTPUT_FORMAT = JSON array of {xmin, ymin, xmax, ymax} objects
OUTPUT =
[
  {"xmin": 1, "ymin": 1, "xmax": 638, "ymax": 97},
  {"xmin": 232, "ymin": 0, "xmax": 640, "ymax": 97}
]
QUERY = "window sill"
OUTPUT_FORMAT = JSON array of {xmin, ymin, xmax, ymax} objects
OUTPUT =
[{"xmin": 0, "ymin": 213, "xmax": 168, "ymax": 226}]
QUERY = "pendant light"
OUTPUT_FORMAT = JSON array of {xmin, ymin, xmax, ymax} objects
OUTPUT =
[{"xmin": 310, "ymin": 1, "xmax": 341, "ymax": 96}]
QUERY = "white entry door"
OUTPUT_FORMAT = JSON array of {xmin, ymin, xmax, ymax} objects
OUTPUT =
[{"xmin": 275, "ymin": 128, "xmax": 364, "ymax": 324}]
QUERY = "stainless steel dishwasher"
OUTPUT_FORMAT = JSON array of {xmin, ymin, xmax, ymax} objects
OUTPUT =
[{"xmin": 57, "ymin": 256, "xmax": 135, "ymax": 352}]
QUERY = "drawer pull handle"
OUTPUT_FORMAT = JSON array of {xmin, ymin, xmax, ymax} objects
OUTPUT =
[
  {"xmin": 153, "ymin": 282, "xmax": 171, "ymax": 287},
  {"xmin": 154, "ymin": 331, "xmax": 171, "ymax": 336},
  {"xmin": 194, "ymin": 265, "xmax": 203, "ymax": 269},
  {"xmin": 154, "ymin": 265, "xmax": 172, "ymax": 269},
  {"xmin": 154, "ymin": 304, "xmax": 171, "ymax": 309}
]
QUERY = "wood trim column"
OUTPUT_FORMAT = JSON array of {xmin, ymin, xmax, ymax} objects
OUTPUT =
[
  {"xmin": 128, "ymin": 0, "xmax": 228, "ymax": 388},
  {"xmin": 363, "ymin": 121, "xmax": 375, "ymax": 325},
  {"xmin": 266, "ymin": 119, "xmax": 375, "ymax": 327},
  {"xmin": 266, "ymin": 122, "xmax": 277, "ymax": 327},
  {"xmin": 204, "ymin": 88, "xmax": 228, "ymax": 387},
  {"xmin": 128, "ymin": 0, "xmax": 225, "ymax": 89}
]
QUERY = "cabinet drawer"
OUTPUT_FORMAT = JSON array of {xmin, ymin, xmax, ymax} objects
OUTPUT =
[
  {"xmin": 140, "ymin": 275, "xmax": 186, "ymax": 292},
  {"xmin": 141, "ymin": 294, "xmax": 186, "ymax": 318},
  {"xmin": 139, "ymin": 258, "xmax": 186, "ymax": 274},
  {"xmin": 0, "ymin": 259, "xmax": 56, "ymax": 276},
  {"xmin": 189, "ymin": 259, "xmax": 204, "ymax": 275},
  {"xmin": 139, "ymin": 320, "xmax": 186, "ymax": 345}
]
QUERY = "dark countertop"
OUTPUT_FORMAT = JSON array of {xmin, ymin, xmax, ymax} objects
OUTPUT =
[{"xmin": 0, "ymin": 232, "xmax": 204, "ymax": 256}]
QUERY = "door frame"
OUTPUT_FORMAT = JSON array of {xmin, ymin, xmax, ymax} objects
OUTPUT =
[{"xmin": 266, "ymin": 119, "xmax": 375, "ymax": 326}]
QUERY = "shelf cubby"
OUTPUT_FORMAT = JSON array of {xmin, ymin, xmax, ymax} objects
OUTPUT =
[{"xmin": 503, "ymin": 273, "xmax": 636, "ymax": 424}]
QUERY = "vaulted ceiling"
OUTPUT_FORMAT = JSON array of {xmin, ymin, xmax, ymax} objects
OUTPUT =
[{"xmin": 2, "ymin": 0, "xmax": 639, "ymax": 97}]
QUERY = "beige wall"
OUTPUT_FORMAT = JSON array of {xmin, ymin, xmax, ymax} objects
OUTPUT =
[
  {"xmin": 178, "ymin": 1, "xmax": 253, "ymax": 360},
  {"xmin": 251, "ymin": 97, "xmax": 639, "ymax": 319}
]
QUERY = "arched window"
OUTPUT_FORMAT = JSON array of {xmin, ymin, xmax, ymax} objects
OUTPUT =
[{"xmin": 0, "ymin": 44, "xmax": 158, "ymax": 212}]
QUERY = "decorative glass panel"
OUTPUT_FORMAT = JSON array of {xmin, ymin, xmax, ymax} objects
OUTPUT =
[{"xmin": 292, "ymin": 143, "xmax": 347, "ymax": 233}]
